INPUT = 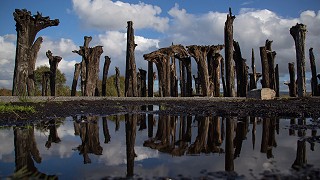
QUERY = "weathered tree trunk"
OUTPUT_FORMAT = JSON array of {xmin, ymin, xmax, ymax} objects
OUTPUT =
[
  {"xmin": 170, "ymin": 54, "xmax": 178, "ymax": 97},
  {"xmin": 125, "ymin": 21, "xmax": 138, "ymax": 97},
  {"xmin": 102, "ymin": 117, "xmax": 111, "ymax": 143},
  {"xmin": 260, "ymin": 46, "xmax": 270, "ymax": 88},
  {"xmin": 46, "ymin": 50, "xmax": 62, "ymax": 96},
  {"xmin": 185, "ymin": 57, "xmax": 193, "ymax": 97},
  {"xmin": 188, "ymin": 116, "xmax": 210, "ymax": 154},
  {"xmin": 179, "ymin": 60, "xmax": 186, "ymax": 97},
  {"xmin": 220, "ymin": 57, "xmax": 227, "ymax": 97},
  {"xmin": 187, "ymin": 45, "xmax": 211, "ymax": 96},
  {"xmin": 139, "ymin": 68, "xmax": 147, "ymax": 97},
  {"xmin": 148, "ymin": 61, "xmax": 154, "ymax": 98},
  {"xmin": 73, "ymin": 36, "xmax": 103, "ymax": 96},
  {"xmin": 292, "ymin": 140, "xmax": 307, "ymax": 169},
  {"xmin": 42, "ymin": 71, "xmax": 50, "ymax": 96},
  {"xmin": 290, "ymin": 23, "xmax": 307, "ymax": 97},
  {"xmin": 213, "ymin": 54, "xmax": 222, "ymax": 97},
  {"xmin": 309, "ymin": 48, "xmax": 319, "ymax": 96},
  {"xmin": 115, "ymin": 67, "xmax": 121, "ymax": 97},
  {"xmin": 233, "ymin": 41, "xmax": 247, "ymax": 97},
  {"xmin": 102, "ymin": 56, "xmax": 111, "ymax": 96},
  {"xmin": 275, "ymin": 64, "xmax": 280, "ymax": 97},
  {"xmin": 12, "ymin": 9, "xmax": 59, "ymax": 96},
  {"xmin": 224, "ymin": 8, "xmax": 236, "ymax": 97},
  {"xmin": 71, "ymin": 63, "xmax": 81, "ymax": 96},
  {"xmin": 288, "ymin": 62, "xmax": 297, "ymax": 97}
]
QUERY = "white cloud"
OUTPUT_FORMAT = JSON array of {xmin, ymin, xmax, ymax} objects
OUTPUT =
[
  {"xmin": 72, "ymin": 0, "xmax": 169, "ymax": 32},
  {"xmin": 0, "ymin": 35, "xmax": 16, "ymax": 89}
]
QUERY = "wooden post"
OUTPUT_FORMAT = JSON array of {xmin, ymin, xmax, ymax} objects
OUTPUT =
[
  {"xmin": 148, "ymin": 61, "xmax": 154, "ymax": 98},
  {"xmin": 260, "ymin": 46, "xmax": 270, "ymax": 88},
  {"xmin": 309, "ymin": 48, "xmax": 319, "ymax": 96},
  {"xmin": 46, "ymin": 50, "xmax": 62, "ymax": 96},
  {"xmin": 125, "ymin": 21, "xmax": 138, "ymax": 97},
  {"xmin": 115, "ymin": 67, "xmax": 121, "ymax": 97},
  {"xmin": 288, "ymin": 62, "xmax": 297, "ymax": 97},
  {"xmin": 233, "ymin": 41, "xmax": 247, "ymax": 97},
  {"xmin": 102, "ymin": 56, "xmax": 111, "ymax": 96},
  {"xmin": 249, "ymin": 48, "xmax": 257, "ymax": 90},
  {"xmin": 179, "ymin": 60, "xmax": 186, "ymax": 97},
  {"xmin": 220, "ymin": 57, "xmax": 227, "ymax": 97},
  {"xmin": 42, "ymin": 71, "xmax": 50, "ymax": 96},
  {"xmin": 12, "ymin": 9, "xmax": 59, "ymax": 96},
  {"xmin": 275, "ymin": 64, "xmax": 280, "ymax": 97},
  {"xmin": 266, "ymin": 40, "xmax": 276, "ymax": 90},
  {"xmin": 213, "ymin": 54, "xmax": 222, "ymax": 97},
  {"xmin": 224, "ymin": 8, "xmax": 236, "ymax": 97},
  {"xmin": 290, "ymin": 23, "xmax": 307, "ymax": 97},
  {"xmin": 139, "ymin": 69, "xmax": 147, "ymax": 97},
  {"xmin": 71, "ymin": 63, "xmax": 81, "ymax": 96}
]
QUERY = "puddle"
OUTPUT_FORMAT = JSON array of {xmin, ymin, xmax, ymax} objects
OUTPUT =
[{"xmin": 0, "ymin": 110, "xmax": 319, "ymax": 179}]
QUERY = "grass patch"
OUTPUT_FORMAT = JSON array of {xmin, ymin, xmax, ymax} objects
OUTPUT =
[{"xmin": 0, "ymin": 103, "xmax": 36, "ymax": 114}]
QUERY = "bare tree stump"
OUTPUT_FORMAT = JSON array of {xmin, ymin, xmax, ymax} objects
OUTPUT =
[
  {"xmin": 102, "ymin": 56, "xmax": 111, "ymax": 96},
  {"xmin": 115, "ymin": 67, "xmax": 121, "ymax": 97},
  {"xmin": 125, "ymin": 21, "xmax": 138, "ymax": 97},
  {"xmin": 290, "ymin": 23, "xmax": 307, "ymax": 97},
  {"xmin": 309, "ymin": 48, "xmax": 319, "ymax": 96},
  {"xmin": 224, "ymin": 8, "xmax": 236, "ymax": 97},
  {"xmin": 46, "ymin": 50, "xmax": 62, "ymax": 96},
  {"xmin": 12, "ymin": 9, "xmax": 59, "ymax": 96},
  {"xmin": 71, "ymin": 63, "xmax": 81, "ymax": 96}
]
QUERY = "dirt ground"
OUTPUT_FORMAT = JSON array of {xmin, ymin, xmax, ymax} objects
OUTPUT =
[{"xmin": 1, "ymin": 97, "xmax": 320, "ymax": 126}]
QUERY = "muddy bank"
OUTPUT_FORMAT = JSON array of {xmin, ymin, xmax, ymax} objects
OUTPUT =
[{"xmin": 1, "ymin": 97, "xmax": 320, "ymax": 125}]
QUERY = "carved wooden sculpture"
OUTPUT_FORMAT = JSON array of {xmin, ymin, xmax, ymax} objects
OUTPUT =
[{"xmin": 12, "ymin": 9, "xmax": 59, "ymax": 96}]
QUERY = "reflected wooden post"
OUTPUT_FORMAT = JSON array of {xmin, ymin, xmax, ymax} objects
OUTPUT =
[
  {"xmin": 260, "ymin": 118, "xmax": 270, "ymax": 153},
  {"xmin": 292, "ymin": 140, "xmax": 307, "ymax": 170},
  {"xmin": 125, "ymin": 111, "xmax": 138, "ymax": 177},
  {"xmin": 102, "ymin": 117, "xmax": 111, "ymax": 143},
  {"xmin": 188, "ymin": 116, "xmax": 210, "ymax": 154},
  {"xmin": 225, "ymin": 117, "xmax": 235, "ymax": 171},
  {"xmin": 45, "ymin": 120, "xmax": 61, "ymax": 149}
]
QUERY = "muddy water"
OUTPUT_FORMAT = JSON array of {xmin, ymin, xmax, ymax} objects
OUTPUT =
[{"xmin": 0, "ymin": 111, "xmax": 319, "ymax": 179}]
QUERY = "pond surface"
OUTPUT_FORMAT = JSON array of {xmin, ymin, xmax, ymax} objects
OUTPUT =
[{"xmin": 0, "ymin": 108, "xmax": 320, "ymax": 179}]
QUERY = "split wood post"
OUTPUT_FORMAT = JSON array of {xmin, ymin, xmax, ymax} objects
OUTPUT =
[
  {"xmin": 187, "ymin": 45, "xmax": 211, "ymax": 96},
  {"xmin": 139, "ymin": 68, "xmax": 147, "ymax": 97},
  {"xmin": 309, "ymin": 48, "xmax": 319, "ymax": 96},
  {"xmin": 71, "ymin": 63, "xmax": 81, "ymax": 96},
  {"xmin": 233, "ymin": 41, "xmax": 247, "ymax": 97},
  {"xmin": 266, "ymin": 40, "xmax": 276, "ymax": 90},
  {"xmin": 208, "ymin": 45, "xmax": 224, "ymax": 97},
  {"xmin": 249, "ymin": 48, "xmax": 257, "ymax": 90},
  {"xmin": 148, "ymin": 61, "xmax": 154, "ymax": 98},
  {"xmin": 171, "ymin": 58, "xmax": 178, "ymax": 97},
  {"xmin": 260, "ymin": 46, "xmax": 270, "ymax": 88},
  {"xmin": 224, "ymin": 8, "xmax": 236, "ymax": 97},
  {"xmin": 179, "ymin": 60, "xmax": 186, "ymax": 97},
  {"xmin": 102, "ymin": 56, "xmax": 111, "ymax": 96},
  {"xmin": 220, "ymin": 57, "xmax": 227, "ymax": 96},
  {"xmin": 42, "ymin": 71, "xmax": 50, "ymax": 96},
  {"xmin": 12, "ymin": 9, "xmax": 59, "ymax": 96},
  {"xmin": 46, "ymin": 50, "xmax": 62, "ymax": 96},
  {"xmin": 275, "ymin": 64, "xmax": 280, "ymax": 97},
  {"xmin": 115, "ymin": 67, "xmax": 121, "ymax": 97},
  {"xmin": 288, "ymin": 62, "xmax": 297, "ymax": 97},
  {"xmin": 290, "ymin": 23, "xmax": 307, "ymax": 97},
  {"xmin": 125, "ymin": 21, "xmax": 138, "ymax": 97}
]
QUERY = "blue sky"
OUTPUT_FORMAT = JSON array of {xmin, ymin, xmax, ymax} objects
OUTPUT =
[{"xmin": 0, "ymin": 0, "xmax": 320, "ymax": 91}]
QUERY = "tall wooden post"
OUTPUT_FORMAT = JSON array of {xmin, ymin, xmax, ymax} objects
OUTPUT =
[
  {"xmin": 266, "ymin": 40, "xmax": 276, "ymax": 90},
  {"xmin": 148, "ymin": 61, "xmax": 154, "ymax": 98},
  {"xmin": 288, "ymin": 62, "xmax": 297, "ymax": 97},
  {"xmin": 42, "ymin": 71, "xmax": 50, "ymax": 96},
  {"xmin": 71, "ymin": 63, "xmax": 81, "ymax": 96},
  {"xmin": 290, "ymin": 23, "xmax": 307, "ymax": 97},
  {"xmin": 179, "ymin": 60, "xmax": 186, "ymax": 97},
  {"xmin": 125, "ymin": 21, "xmax": 138, "ymax": 97},
  {"xmin": 233, "ymin": 41, "xmax": 247, "ymax": 97},
  {"xmin": 275, "ymin": 64, "xmax": 280, "ymax": 97},
  {"xmin": 260, "ymin": 46, "xmax": 270, "ymax": 88},
  {"xmin": 12, "ymin": 9, "xmax": 59, "ymax": 96},
  {"xmin": 139, "ymin": 69, "xmax": 147, "ymax": 97},
  {"xmin": 224, "ymin": 8, "xmax": 236, "ymax": 97},
  {"xmin": 249, "ymin": 48, "xmax": 257, "ymax": 90},
  {"xmin": 102, "ymin": 56, "xmax": 111, "ymax": 96},
  {"xmin": 309, "ymin": 48, "xmax": 319, "ymax": 96},
  {"xmin": 115, "ymin": 67, "xmax": 121, "ymax": 97},
  {"xmin": 46, "ymin": 50, "xmax": 62, "ymax": 96}
]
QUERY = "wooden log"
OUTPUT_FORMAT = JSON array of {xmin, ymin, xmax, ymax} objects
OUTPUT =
[
  {"xmin": 71, "ymin": 63, "xmax": 81, "ymax": 96},
  {"xmin": 290, "ymin": 23, "xmax": 307, "ymax": 97},
  {"xmin": 46, "ymin": 50, "xmax": 62, "ymax": 96},
  {"xmin": 102, "ymin": 56, "xmax": 111, "ymax": 96},
  {"xmin": 125, "ymin": 21, "xmax": 138, "ymax": 97},
  {"xmin": 12, "ymin": 9, "xmax": 59, "ymax": 96},
  {"xmin": 224, "ymin": 8, "xmax": 236, "ymax": 97},
  {"xmin": 309, "ymin": 48, "xmax": 319, "ymax": 96},
  {"xmin": 115, "ymin": 67, "xmax": 121, "ymax": 97},
  {"xmin": 260, "ymin": 46, "xmax": 270, "ymax": 88}
]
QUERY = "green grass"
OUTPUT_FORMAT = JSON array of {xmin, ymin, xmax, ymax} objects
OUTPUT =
[{"xmin": 0, "ymin": 103, "xmax": 36, "ymax": 114}]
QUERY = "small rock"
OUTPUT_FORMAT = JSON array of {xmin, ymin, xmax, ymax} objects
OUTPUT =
[{"xmin": 246, "ymin": 88, "xmax": 276, "ymax": 100}]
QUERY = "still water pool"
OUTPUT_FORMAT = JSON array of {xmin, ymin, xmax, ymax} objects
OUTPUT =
[{"xmin": 0, "ymin": 111, "xmax": 319, "ymax": 179}]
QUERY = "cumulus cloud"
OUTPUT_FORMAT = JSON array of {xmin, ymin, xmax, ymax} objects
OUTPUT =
[
  {"xmin": 72, "ymin": 0, "xmax": 169, "ymax": 32},
  {"xmin": 0, "ymin": 35, "xmax": 16, "ymax": 89}
]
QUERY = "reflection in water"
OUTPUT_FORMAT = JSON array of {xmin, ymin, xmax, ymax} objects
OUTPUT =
[{"xmin": 1, "ymin": 111, "xmax": 319, "ymax": 179}]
